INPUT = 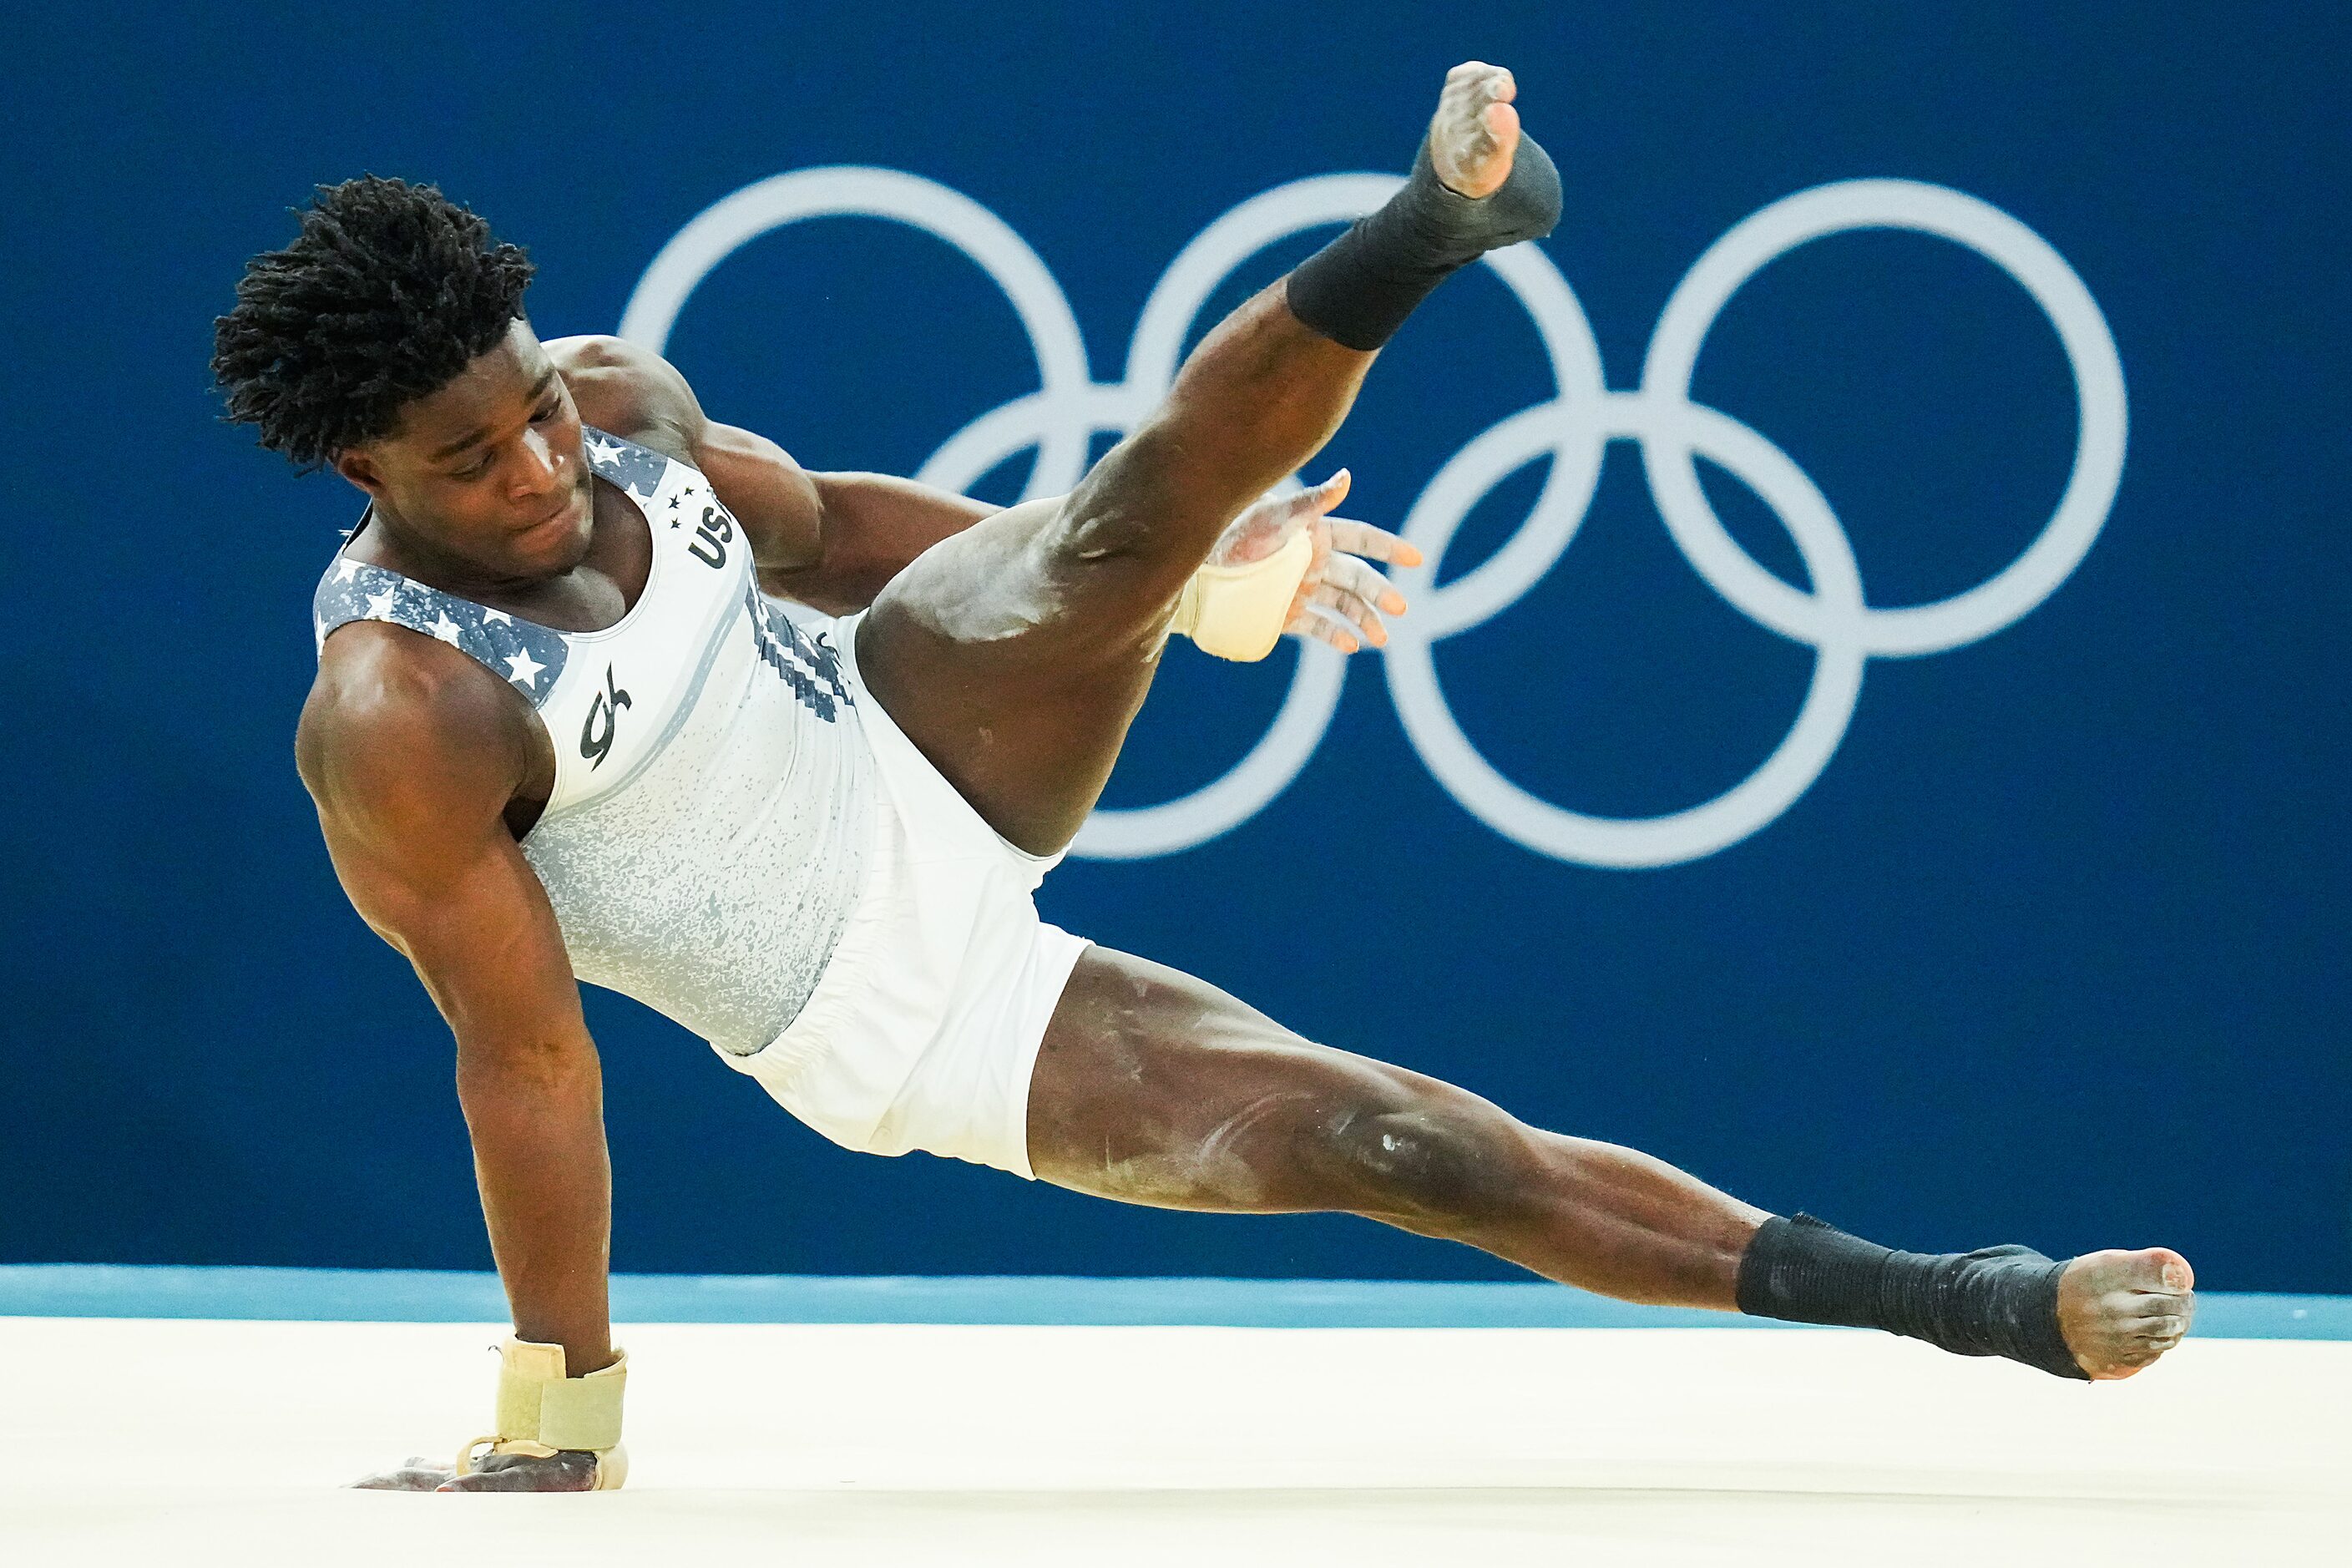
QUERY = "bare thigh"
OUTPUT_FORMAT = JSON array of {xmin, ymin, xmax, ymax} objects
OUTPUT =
[
  {"xmin": 854, "ymin": 497, "xmax": 1175, "ymax": 858},
  {"xmin": 1024, "ymin": 945, "xmax": 1764, "ymax": 1308},
  {"xmin": 1026, "ymin": 944, "xmax": 1540, "ymax": 1231},
  {"xmin": 854, "ymin": 286, "xmax": 1373, "ymax": 856}
]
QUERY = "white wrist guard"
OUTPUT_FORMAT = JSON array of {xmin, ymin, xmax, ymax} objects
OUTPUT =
[
  {"xmin": 454, "ymin": 1335, "xmax": 630, "ymax": 1490},
  {"xmin": 1169, "ymin": 528, "xmax": 1314, "ymax": 662}
]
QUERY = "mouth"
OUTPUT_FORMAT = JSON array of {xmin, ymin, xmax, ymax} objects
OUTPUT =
[{"xmin": 518, "ymin": 485, "xmax": 589, "ymax": 542}]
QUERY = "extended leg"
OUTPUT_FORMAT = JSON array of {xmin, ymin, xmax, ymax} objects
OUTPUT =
[
  {"xmin": 857, "ymin": 63, "xmax": 1555, "ymax": 854},
  {"xmin": 1029, "ymin": 947, "xmax": 2196, "ymax": 1377},
  {"xmin": 1030, "ymin": 947, "xmax": 1768, "ymax": 1308}
]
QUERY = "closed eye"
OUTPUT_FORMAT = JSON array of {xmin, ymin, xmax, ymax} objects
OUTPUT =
[{"xmin": 450, "ymin": 403, "xmax": 558, "ymax": 479}]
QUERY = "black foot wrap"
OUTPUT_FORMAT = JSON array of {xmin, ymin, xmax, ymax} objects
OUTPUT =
[
  {"xmin": 1284, "ymin": 132, "xmax": 1563, "ymax": 352},
  {"xmin": 1736, "ymin": 1213, "xmax": 2088, "ymax": 1380}
]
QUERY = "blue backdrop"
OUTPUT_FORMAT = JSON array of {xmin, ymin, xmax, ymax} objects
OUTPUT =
[{"xmin": 5, "ymin": 3, "xmax": 2344, "ymax": 1292}]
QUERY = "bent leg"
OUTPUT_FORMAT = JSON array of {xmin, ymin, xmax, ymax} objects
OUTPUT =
[
  {"xmin": 857, "ymin": 65, "xmax": 1539, "ymax": 856},
  {"xmin": 857, "ymin": 289, "xmax": 1373, "ymax": 855},
  {"xmin": 1026, "ymin": 946, "xmax": 1768, "ymax": 1308}
]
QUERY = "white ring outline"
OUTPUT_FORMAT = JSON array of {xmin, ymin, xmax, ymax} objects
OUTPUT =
[
  {"xmin": 1639, "ymin": 179, "xmax": 2128, "ymax": 659},
  {"xmin": 620, "ymin": 170, "xmax": 2126, "ymax": 867},
  {"xmin": 1383, "ymin": 394, "xmax": 1869, "ymax": 868},
  {"xmin": 619, "ymin": 166, "xmax": 1097, "ymax": 498}
]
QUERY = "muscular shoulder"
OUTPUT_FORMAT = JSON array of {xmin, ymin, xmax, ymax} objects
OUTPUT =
[
  {"xmin": 546, "ymin": 335, "xmax": 706, "ymax": 463},
  {"xmin": 298, "ymin": 625, "xmax": 537, "ymax": 858},
  {"xmin": 549, "ymin": 334, "xmax": 826, "ymax": 577}
]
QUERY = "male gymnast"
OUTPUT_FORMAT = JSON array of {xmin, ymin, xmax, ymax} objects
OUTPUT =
[{"xmin": 213, "ymin": 63, "xmax": 2194, "ymax": 1491}]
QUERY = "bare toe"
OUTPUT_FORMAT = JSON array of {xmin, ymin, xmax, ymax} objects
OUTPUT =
[
  {"xmin": 2057, "ymin": 1247, "xmax": 2196, "ymax": 1379},
  {"xmin": 1429, "ymin": 61, "xmax": 1521, "ymax": 199}
]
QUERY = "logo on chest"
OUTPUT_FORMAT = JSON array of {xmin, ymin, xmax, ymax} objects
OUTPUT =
[
  {"xmin": 580, "ymin": 664, "xmax": 634, "ymax": 770},
  {"xmin": 686, "ymin": 503, "xmax": 734, "ymax": 569}
]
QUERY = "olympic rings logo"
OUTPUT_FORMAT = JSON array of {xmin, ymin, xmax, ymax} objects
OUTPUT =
[{"xmin": 620, "ymin": 167, "xmax": 2126, "ymax": 868}]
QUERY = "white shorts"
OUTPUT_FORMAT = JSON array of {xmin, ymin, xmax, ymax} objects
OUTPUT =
[{"xmin": 712, "ymin": 610, "xmax": 1089, "ymax": 1178}]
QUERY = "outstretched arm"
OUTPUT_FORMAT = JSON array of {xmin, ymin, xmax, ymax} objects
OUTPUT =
[{"xmin": 299, "ymin": 627, "xmax": 614, "ymax": 1492}]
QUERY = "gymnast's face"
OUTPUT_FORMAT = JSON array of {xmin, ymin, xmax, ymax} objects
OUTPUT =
[{"xmin": 333, "ymin": 320, "xmax": 594, "ymax": 580}]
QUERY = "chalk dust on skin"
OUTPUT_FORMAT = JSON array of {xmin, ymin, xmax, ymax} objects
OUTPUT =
[
  {"xmin": 1090, "ymin": 1090, "xmax": 1304, "ymax": 1209},
  {"xmin": 1052, "ymin": 980, "xmax": 1282, "ymax": 1209}
]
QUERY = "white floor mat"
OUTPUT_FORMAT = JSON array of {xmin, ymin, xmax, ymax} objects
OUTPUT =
[{"xmin": 2, "ymin": 1318, "xmax": 2341, "ymax": 1564}]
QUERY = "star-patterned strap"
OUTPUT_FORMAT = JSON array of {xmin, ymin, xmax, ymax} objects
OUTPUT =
[
  {"xmin": 580, "ymin": 424, "xmax": 674, "ymax": 509},
  {"xmin": 307, "ymin": 428, "xmax": 683, "ymax": 705},
  {"xmin": 311, "ymin": 554, "xmax": 569, "ymax": 706}
]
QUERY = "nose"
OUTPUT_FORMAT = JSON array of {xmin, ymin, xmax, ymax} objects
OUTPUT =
[{"xmin": 513, "ymin": 426, "xmax": 564, "ymax": 498}]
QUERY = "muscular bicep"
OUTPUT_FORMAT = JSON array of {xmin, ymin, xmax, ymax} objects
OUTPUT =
[
  {"xmin": 324, "ymin": 803, "xmax": 585, "ymax": 1050},
  {"xmin": 299, "ymin": 641, "xmax": 586, "ymax": 1053},
  {"xmin": 693, "ymin": 417, "xmax": 829, "ymax": 573},
  {"xmin": 547, "ymin": 334, "xmax": 1009, "ymax": 611}
]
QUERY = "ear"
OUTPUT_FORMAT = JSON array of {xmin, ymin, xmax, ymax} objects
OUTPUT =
[{"xmin": 332, "ymin": 447, "xmax": 387, "ymax": 499}]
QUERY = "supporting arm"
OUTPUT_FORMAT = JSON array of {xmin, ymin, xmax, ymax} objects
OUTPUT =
[{"xmin": 301, "ymin": 627, "xmax": 618, "ymax": 1388}]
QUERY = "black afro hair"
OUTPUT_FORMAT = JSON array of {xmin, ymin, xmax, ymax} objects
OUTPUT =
[{"xmin": 211, "ymin": 175, "xmax": 535, "ymax": 469}]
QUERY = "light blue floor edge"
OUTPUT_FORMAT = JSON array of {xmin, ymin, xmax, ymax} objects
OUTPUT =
[{"xmin": 1, "ymin": 1266, "xmax": 2344, "ymax": 1338}]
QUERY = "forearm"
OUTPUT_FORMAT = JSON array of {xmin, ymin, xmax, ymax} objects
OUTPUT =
[
  {"xmin": 455, "ymin": 1036, "xmax": 615, "ymax": 1375},
  {"xmin": 757, "ymin": 472, "xmax": 1002, "ymax": 615}
]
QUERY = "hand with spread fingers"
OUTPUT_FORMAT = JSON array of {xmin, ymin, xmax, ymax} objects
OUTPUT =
[{"xmin": 1208, "ymin": 470, "xmax": 1424, "ymax": 654}]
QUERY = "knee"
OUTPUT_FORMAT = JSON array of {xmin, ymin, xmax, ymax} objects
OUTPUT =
[
  {"xmin": 1056, "ymin": 423, "xmax": 1224, "ymax": 566},
  {"xmin": 1045, "ymin": 502, "xmax": 1159, "ymax": 572},
  {"xmin": 1318, "ymin": 1094, "xmax": 1528, "ymax": 1225}
]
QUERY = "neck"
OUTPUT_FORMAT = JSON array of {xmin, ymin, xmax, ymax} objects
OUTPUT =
[{"xmin": 348, "ymin": 499, "xmax": 564, "ymax": 600}]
